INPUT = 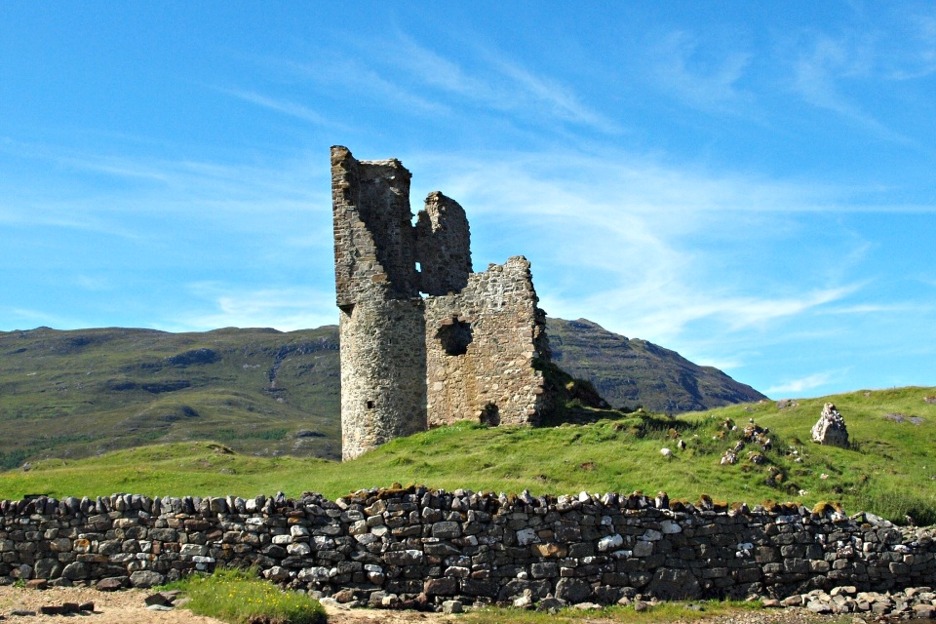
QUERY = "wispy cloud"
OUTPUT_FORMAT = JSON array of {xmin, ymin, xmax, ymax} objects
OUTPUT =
[
  {"xmin": 571, "ymin": 286, "xmax": 859, "ymax": 349},
  {"xmin": 215, "ymin": 87, "xmax": 333, "ymax": 126},
  {"xmin": 389, "ymin": 31, "xmax": 617, "ymax": 130},
  {"xmin": 819, "ymin": 302, "xmax": 935, "ymax": 315},
  {"xmin": 416, "ymin": 149, "xmax": 831, "ymax": 220},
  {"xmin": 409, "ymin": 149, "xmax": 871, "ymax": 351},
  {"xmin": 280, "ymin": 33, "xmax": 618, "ymax": 135},
  {"xmin": 0, "ymin": 138, "xmax": 330, "ymax": 242},
  {"xmin": 170, "ymin": 283, "xmax": 337, "ymax": 332},
  {"xmin": 281, "ymin": 55, "xmax": 450, "ymax": 116},
  {"xmin": 765, "ymin": 372, "xmax": 839, "ymax": 397},
  {"xmin": 784, "ymin": 11, "xmax": 936, "ymax": 148},
  {"xmin": 0, "ymin": 197, "xmax": 139, "ymax": 238},
  {"xmin": 649, "ymin": 30, "xmax": 754, "ymax": 113},
  {"xmin": 389, "ymin": 36, "xmax": 496, "ymax": 101},
  {"xmin": 481, "ymin": 53, "xmax": 618, "ymax": 131},
  {"xmin": 791, "ymin": 34, "xmax": 906, "ymax": 142},
  {"xmin": 880, "ymin": 11, "xmax": 936, "ymax": 80}
]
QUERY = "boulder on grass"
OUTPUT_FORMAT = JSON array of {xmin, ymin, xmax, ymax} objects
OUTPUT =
[{"xmin": 811, "ymin": 403, "xmax": 849, "ymax": 448}]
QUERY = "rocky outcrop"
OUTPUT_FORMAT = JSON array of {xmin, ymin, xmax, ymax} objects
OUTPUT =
[{"xmin": 812, "ymin": 403, "xmax": 849, "ymax": 448}]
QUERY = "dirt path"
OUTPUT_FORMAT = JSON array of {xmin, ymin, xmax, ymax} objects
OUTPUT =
[
  {"xmin": 0, "ymin": 586, "xmax": 842, "ymax": 624},
  {"xmin": 0, "ymin": 586, "xmax": 453, "ymax": 624},
  {"xmin": 0, "ymin": 586, "xmax": 219, "ymax": 624}
]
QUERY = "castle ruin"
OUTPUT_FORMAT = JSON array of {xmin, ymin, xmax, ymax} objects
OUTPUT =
[{"xmin": 331, "ymin": 146, "xmax": 553, "ymax": 460}]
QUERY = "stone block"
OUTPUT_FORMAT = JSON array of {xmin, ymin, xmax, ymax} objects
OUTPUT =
[
  {"xmin": 423, "ymin": 577, "xmax": 458, "ymax": 596},
  {"xmin": 431, "ymin": 521, "xmax": 461, "ymax": 539},
  {"xmin": 129, "ymin": 570, "xmax": 165, "ymax": 588},
  {"xmin": 559, "ymin": 578, "xmax": 593, "ymax": 601}
]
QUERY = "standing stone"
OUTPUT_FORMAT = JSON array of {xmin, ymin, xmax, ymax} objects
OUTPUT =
[{"xmin": 811, "ymin": 403, "xmax": 849, "ymax": 447}]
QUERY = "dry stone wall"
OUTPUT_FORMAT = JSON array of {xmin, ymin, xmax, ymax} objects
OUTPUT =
[
  {"xmin": 1, "ymin": 489, "xmax": 933, "ymax": 612},
  {"xmin": 331, "ymin": 146, "xmax": 552, "ymax": 459}
]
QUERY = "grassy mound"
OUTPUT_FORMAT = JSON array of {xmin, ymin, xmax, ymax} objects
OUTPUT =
[{"xmin": 1, "ymin": 386, "xmax": 934, "ymax": 525}]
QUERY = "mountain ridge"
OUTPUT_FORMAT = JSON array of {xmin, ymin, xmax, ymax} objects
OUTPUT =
[
  {"xmin": 0, "ymin": 319, "xmax": 764, "ymax": 467},
  {"xmin": 547, "ymin": 318, "xmax": 767, "ymax": 413}
]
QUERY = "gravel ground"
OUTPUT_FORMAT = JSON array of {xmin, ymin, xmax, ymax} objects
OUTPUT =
[
  {"xmin": 0, "ymin": 586, "xmax": 220, "ymax": 624},
  {"xmin": 0, "ymin": 586, "xmax": 857, "ymax": 624},
  {"xmin": 0, "ymin": 586, "xmax": 453, "ymax": 624}
]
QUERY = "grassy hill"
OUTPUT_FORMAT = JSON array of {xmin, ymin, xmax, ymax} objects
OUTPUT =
[
  {"xmin": 0, "ymin": 320, "xmax": 765, "ymax": 467},
  {"xmin": 0, "ymin": 326, "xmax": 342, "ymax": 467},
  {"xmin": 3, "ymin": 386, "xmax": 933, "ymax": 525}
]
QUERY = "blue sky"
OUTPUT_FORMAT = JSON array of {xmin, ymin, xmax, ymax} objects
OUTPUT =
[{"xmin": 1, "ymin": 2, "xmax": 934, "ymax": 399}]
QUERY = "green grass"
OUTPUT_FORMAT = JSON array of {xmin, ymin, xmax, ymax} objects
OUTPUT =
[
  {"xmin": 463, "ymin": 601, "xmax": 766, "ymax": 624},
  {"xmin": 1, "ymin": 386, "xmax": 934, "ymax": 525},
  {"xmin": 167, "ymin": 568, "xmax": 326, "ymax": 624},
  {"xmin": 0, "ymin": 442, "xmax": 330, "ymax": 499}
]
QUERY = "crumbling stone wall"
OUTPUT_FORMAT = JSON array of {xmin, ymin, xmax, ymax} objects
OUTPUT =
[
  {"xmin": 331, "ymin": 146, "xmax": 551, "ymax": 459},
  {"xmin": 1, "ymin": 490, "xmax": 934, "ymax": 613},
  {"xmin": 425, "ymin": 257, "xmax": 550, "ymax": 427},
  {"xmin": 338, "ymin": 300, "xmax": 427, "ymax": 461},
  {"xmin": 415, "ymin": 192, "xmax": 471, "ymax": 296}
]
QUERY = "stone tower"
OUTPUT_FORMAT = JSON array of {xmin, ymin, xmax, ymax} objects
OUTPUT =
[{"xmin": 331, "ymin": 146, "xmax": 553, "ymax": 460}]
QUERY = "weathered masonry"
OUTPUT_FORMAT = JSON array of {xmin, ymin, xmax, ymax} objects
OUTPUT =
[
  {"xmin": 1, "ymin": 490, "xmax": 934, "ymax": 615},
  {"xmin": 331, "ymin": 146, "xmax": 552, "ymax": 460}
]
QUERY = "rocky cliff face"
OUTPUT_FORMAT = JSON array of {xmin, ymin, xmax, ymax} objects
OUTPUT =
[{"xmin": 547, "ymin": 318, "xmax": 767, "ymax": 413}]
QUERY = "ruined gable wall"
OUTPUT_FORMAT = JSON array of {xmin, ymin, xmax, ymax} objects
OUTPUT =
[
  {"xmin": 424, "ymin": 256, "xmax": 551, "ymax": 427},
  {"xmin": 331, "ymin": 146, "xmax": 427, "ymax": 460},
  {"xmin": 415, "ymin": 192, "xmax": 471, "ymax": 296}
]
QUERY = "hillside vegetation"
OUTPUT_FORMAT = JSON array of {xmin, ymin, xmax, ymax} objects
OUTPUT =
[
  {"xmin": 0, "ymin": 326, "xmax": 341, "ymax": 467},
  {"xmin": 2, "ymin": 386, "xmax": 933, "ymax": 525},
  {"xmin": 0, "ymin": 321, "xmax": 764, "ymax": 467}
]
